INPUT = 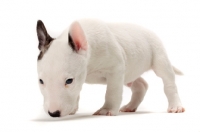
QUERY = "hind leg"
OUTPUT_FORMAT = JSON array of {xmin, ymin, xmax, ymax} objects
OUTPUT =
[
  {"xmin": 120, "ymin": 77, "xmax": 148, "ymax": 112},
  {"xmin": 153, "ymin": 57, "xmax": 185, "ymax": 113}
]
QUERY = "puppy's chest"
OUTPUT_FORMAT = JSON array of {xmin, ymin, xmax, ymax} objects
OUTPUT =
[{"xmin": 85, "ymin": 71, "xmax": 106, "ymax": 84}]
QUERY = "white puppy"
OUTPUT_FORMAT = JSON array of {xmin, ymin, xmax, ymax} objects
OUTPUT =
[{"xmin": 36, "ymin": 19, "xmax": 185, "ymax": 117}]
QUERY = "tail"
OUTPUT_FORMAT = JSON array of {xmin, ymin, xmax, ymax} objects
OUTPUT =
[{"xmin": 173, "ymin": 66, "xmax": 183, "ymax": 75}]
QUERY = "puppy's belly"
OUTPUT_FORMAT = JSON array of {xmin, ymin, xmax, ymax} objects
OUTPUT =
[
  {"xmin": 124, "ymin": 64, "xmax": 151, "ymax": 84},
  {"xmin": 124, "ymin": 71, "xmax": 144, "ymax": 84},
  {"xmin": 85, "ymin": 63, "xmax": 151, "ymax": 85}
]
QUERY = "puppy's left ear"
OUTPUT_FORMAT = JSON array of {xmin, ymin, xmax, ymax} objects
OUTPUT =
[
  {"xmin": 36, "ymin": 20, "xmax": 53, "ymax": 51},
  {"xmin": 68, "ymin": 21, "xmax": 87, "ymax": 53}
]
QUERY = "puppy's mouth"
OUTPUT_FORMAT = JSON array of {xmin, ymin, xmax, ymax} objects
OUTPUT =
[
  {"xmin": 58, "ymin": 107, "xmax": 77, "ymax": 117},
  {"xmin": 44, "ymin": 104, "xmax": 76, "ymax": 118},
  {"xmin": 48, "ymin": 111, "xmax": 70, "ymax": 118}
]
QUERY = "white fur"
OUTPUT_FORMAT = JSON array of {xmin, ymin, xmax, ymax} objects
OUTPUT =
[{"xmin": 37, "ymin": 19, "xmax": 184, "ymax": 117}]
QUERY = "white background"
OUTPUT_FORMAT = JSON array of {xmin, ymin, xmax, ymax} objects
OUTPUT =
[{"xmin": 0, "ymin": 0, "xmax": 200, "ymax": 132}]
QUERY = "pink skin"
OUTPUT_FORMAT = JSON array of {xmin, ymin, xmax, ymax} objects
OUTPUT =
[
  {"xmin": 127, "ymin": 82, "xmax": 133, "ymax": 87},
  {"xmin": 69, "ymin": 21, "xmax": 87, "ymax": 51}
]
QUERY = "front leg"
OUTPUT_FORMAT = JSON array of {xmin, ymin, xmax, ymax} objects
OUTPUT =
[{"xmin": 93, "ymin": 72, "xmax": 124, "ymax": 116}]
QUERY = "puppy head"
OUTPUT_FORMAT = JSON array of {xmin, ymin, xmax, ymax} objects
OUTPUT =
[{"xmin": 36, "ymin": 20, "xmax": 87, "ymax": 117}]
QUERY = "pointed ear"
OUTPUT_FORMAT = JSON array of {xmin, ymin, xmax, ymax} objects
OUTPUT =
[
  {"xmin": 68, "ymin": 21, "xmax": 87, "ymax": 52},
  {"xmin": 36, "ymin": 20, "xmax": 53, "ymax": 51}
]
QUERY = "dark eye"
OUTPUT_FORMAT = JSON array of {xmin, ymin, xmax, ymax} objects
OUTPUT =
[
  {"xmin": 65, "ymin": 78, "xmax": 73, "ymax": 85},
  {"xmin": 39, "ymin": 79, "xmax": 44, "ymax": 84}
]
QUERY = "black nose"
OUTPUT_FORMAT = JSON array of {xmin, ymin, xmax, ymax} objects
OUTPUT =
[{"xmin": 48, "ymin": 110, "xmax": 61, "ymax": 117}]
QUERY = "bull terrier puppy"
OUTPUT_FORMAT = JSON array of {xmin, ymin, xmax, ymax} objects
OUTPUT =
[{"xmin": 36, "ymin": 19, "xmax": 185, "ymax": 117}]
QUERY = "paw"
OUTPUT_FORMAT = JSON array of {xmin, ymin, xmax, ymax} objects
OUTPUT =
[
  {"xmin": 93, "ymin": 108, "xmax": 118, "ymax": 116},
  {"xmin": 168, "ymin": 106, "xmax": 185, "ymax": 113},
  {"xmin": 120, "ymin": 105, "xmax": 137, "ymax": 112}
]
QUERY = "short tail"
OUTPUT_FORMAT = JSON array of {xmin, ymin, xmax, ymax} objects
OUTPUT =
[{"xmin": 173, "ymin": 66, "xmax": 183, "ymax": 75}]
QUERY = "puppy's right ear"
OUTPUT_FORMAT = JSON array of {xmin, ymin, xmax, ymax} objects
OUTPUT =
[{"xmin": 36, "ymin": 20, "xmax": 53, "ymax": 51}]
